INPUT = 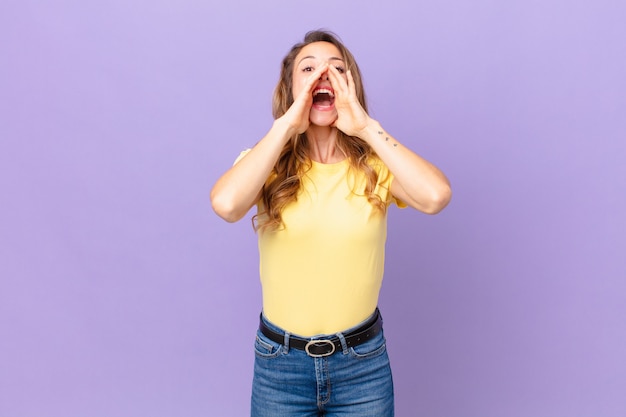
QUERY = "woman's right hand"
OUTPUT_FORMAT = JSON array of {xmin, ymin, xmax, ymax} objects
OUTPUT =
[
  {"xmin": 211, "ymin": 65, "xmax": 329, "ymax": 223},
  {"xmin": 279, "ymin": 63, "xmax": 329, "ymax": 134}
]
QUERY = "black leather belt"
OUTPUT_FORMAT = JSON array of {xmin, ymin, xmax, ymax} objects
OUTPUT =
[{"xmin": 259, "ymin": 309, "xmax": 383, "ymax": 357}]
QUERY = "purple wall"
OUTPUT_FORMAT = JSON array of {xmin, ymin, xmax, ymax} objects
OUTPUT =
[{"xmin": 1, "ymin": 1, "xmax": 625, "ymax": 416}]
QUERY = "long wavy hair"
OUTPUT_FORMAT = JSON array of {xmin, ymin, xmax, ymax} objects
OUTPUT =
[{"xmin": 254, "ymin": 30, "xmax": 386, "ymax": 232}]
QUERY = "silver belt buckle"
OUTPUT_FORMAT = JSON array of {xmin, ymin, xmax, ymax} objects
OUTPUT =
[{"xmin": 304, "ymin": 339, "xmax": 336, "ymax": 357}]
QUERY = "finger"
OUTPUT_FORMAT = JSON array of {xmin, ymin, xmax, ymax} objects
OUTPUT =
[
  {"xmin": 327, "ymin": 65, "xmax": 347, "ymax": 92},
  {"xmin": 293, "ymin": 63, "xmax": 329, "ymax": 104},
  {"xmin": 306, "ymin": 63, "xmax": 329, "ymax": 89},
  {"xmin": 346, "ymin": 70, "xmax": 356, "ymax": 95},
  {"xmin": 327, "ymin": 73, "xmax": 344, "ymax": 105},
  {"xmin": 293, "ymin": 69, "xmax": 323, "ymax": 106}
]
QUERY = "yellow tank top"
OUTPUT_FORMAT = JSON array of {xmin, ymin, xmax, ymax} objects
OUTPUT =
[{"xmin": 257, "ymin": 157, "xmax": 405, "ymax": 336}]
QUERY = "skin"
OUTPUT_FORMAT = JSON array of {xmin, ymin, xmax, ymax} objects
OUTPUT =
[{"xmin": 211, "ymin": 41, "xmax": 452, "ymax": 222}]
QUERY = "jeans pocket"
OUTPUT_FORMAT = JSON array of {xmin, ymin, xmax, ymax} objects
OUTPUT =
[
  {"xmin": 254, "ymin": 330, "xmax": 284, "ymax": 358},
  {"xmin": 349, "ymin": 331, "xmax": 387, "ymax": 359}
]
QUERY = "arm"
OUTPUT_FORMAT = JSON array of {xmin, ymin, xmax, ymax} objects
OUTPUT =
[
  {"xmin": 327, "ymin": 66, "xmax": 452, "ymax": 214},
  {"xmin": 210, "ymin": 63, "xmax": 330, "ymax": 222},
  {"xmin": 355, "ymin": 121, "xmax": 451, "ymax": 214},
  {"xmin": 210, "ymin": 119, "xmax": 294, "ymax": 222}
]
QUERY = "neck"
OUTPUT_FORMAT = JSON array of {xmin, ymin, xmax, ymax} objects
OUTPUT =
[{"xmin": 306, "ymin": 126, "xmax": 345, "ymax": 164}]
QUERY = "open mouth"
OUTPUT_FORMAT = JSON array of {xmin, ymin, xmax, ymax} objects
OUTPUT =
[{"xmin": 312, "ymin": 88, "xmax": 335, "ymax": 108}]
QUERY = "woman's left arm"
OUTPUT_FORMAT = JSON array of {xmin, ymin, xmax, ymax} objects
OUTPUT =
[
  {"xmin": 358, "ymin": 120, "xmax": 452, "ymax": 214},
  {"xmin": 328, "ymin": 66, "xmax": 452, "ymax": 214}
]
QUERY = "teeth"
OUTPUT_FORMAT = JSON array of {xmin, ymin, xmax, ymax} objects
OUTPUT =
[{"xmin": 313, "ymin": 89, "xmax": 334, "ymax": 97}]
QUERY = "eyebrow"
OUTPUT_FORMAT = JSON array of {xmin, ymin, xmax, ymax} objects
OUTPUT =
[{"xmin": 297, "ymin": 56, "xmax": 344, "ymax": 65}]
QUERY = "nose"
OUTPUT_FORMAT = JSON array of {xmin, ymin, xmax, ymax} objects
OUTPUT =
[{"xmin": 319, "ymin": 72, "xmax": 329, "ymax": 81}]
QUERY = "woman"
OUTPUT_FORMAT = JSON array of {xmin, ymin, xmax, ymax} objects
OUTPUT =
[{"xmin": 211, "ymin": 30, "xmax": 451, "ymax": 417}]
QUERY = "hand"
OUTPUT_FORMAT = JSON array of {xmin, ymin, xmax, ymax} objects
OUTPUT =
[
  {"xmin": 279, "ymin": 63, "xmax": 329, "ymax": 135},
  {"xmin": 327, "ymin": 65, "xmax": 371, "ymax": 137}
]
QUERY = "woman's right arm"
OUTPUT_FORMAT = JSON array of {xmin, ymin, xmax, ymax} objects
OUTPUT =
[
  {"xmin": 210, "ymin": 119, "xmax": 296, "ymax": 222},
  {"xmin": 210, "ymin": 63, "xmax": 329, "ymax": 222}
]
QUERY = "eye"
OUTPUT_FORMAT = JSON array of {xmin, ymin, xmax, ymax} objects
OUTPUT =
[
  {"xmin": 335, "ymin": 66, "xmax": 345, "ymax": 74},
  {"xmin": 303, "ymin": 66, "xmax": 314, "ymax": 72}
]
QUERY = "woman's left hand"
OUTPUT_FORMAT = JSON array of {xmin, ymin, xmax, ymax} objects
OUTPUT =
[{"xmin": 327, "ymin": 65, "xmax": 372, "ymax": 138}]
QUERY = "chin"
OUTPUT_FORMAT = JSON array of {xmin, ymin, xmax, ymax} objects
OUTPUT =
[{"xmin": 309, "ymin": 110, "xmax": 337, "ymax": 127}]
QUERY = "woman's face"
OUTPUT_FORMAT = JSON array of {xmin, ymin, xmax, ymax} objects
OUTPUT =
[{"xmin": 291, "ymin": 41, "xmax": 348, "ymax": 127}]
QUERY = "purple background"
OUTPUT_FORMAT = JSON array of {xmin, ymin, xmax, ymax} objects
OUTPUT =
[{"xmin": 1, "ymin": 1, "xmax": 625, "ymax": 416}]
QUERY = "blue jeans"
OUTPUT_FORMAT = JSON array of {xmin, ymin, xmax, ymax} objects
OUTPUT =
[{"xmin": 251, "ymin": 311, "xmax": 394, "ymax": 416}]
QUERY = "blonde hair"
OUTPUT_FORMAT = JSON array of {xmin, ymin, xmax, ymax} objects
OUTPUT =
[{"xmin": 254, "ymin": 30, "xmax": 386, "ymax": 232}]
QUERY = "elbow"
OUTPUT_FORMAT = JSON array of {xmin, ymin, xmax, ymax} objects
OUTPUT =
[
  {"xmin": 213, "ymin": 206, "xmax": 242, "ymax": 223},
  {"xmin": 210, "ymin": 190, "xmax": 245, "ymax": 223},
  {"xmin": 421, "ymin": 184, "xmax": 452, "ymax": 215}
]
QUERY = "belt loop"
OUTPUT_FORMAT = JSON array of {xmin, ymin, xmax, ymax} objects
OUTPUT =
[
  {"xmin": 283, "ymin": 331, "xmax": 290, "ymax": 353},
  {"xmin": 336, "ymin": 332, "xmax": 349, "ymax": 354}
]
